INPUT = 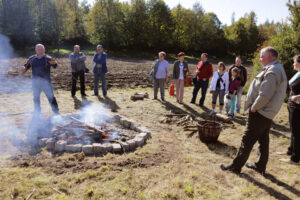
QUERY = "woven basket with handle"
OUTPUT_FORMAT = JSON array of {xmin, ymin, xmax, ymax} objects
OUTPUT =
[{"xmin": 197, "ymin": 120, "xmax": 223, "ymax": 143}]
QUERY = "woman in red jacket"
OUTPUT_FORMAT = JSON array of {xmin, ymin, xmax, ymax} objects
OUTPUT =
[{"xmin": 190, "ymin": 53, "xmax": 213, "ymax": 106}]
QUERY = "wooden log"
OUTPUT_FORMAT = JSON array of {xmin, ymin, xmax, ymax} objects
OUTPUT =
[
  {"xmin": 215, "ymin": 113, "xmax": 231, "ymax": 123},
  {"xmin": 50, "ymin": 187, "xmax": 63, "ymax": 194},
  {"xmin": 26, "ymin": 188, "xmax": 36, "ymax": 200},
  {"xmin": 69, "ymin": 117, "xmax": 110, "ymax": 137},
  {"xmin": 130, "ymin": 94, "xmax": 144, "ymax": 101},
  {"xmin": 165, "ymin": 114, "xmax": 187, "ymax": 117}
]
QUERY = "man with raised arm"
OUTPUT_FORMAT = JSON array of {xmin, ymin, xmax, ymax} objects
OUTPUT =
[{"xmin": 22, "ymin": 44, "xmax": 59, "ymax": 115}]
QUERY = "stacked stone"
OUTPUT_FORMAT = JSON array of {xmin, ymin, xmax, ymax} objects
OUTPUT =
[{"xmin": 39, "ymin": 114, "xmax": 151, "ymax": 156}]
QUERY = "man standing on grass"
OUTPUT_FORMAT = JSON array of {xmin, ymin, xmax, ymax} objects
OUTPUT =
[
  {"xmin": 93, "ymin": 45, "xmax": 108, "ymax": 97},
  {"xmin": 190, "ymin": 53, "xmax": 213, "ymax": 107},
  {"xmin": 220, "ymin": 47, "xmax": 287, "ymax": 174},
  {"xmin": 70, "ymin": 45, "xmax": 87, "ymax": 97},
  {"xmin": 153, "ymin": 51, "xmax": 169, "ymax": 102},
  {"xmin": 22, "ymin": 44, "xmax": 59, "ymax": 115},
  {"xmin": 228, "ymin": 56, "xmax": 247, "ymax": 114}
]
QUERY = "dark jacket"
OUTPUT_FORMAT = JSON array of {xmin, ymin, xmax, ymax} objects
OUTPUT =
[
  {"xmin": 229, "ymin": 65, "xmax": 247, "ymax": 87},
  {"xmin": 173, "ymin": 60, "xmax": 189, "ymax": 79},
  {"xmin": 24, "ymin": 54, "xmax": 57, "ymax": 81},
  {"xmin": 93, "ymin": 53, "xmax": 108, "ymax": 74},
  {"xmin": 70, "ymin": 52, "xmax": 86, "ymax": 72}
]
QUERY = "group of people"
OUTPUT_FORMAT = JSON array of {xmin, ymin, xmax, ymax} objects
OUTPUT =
[
  {"xmin": 152, "ymin": 51, "xmax": 247, "ymax": 119},
  {"xmin": 22, "ymin": 44, "xmax": 300, "ymax": 170},
  {"xmin": 22, "ymin": 44, "xmax": 108, "ymax": 115}
]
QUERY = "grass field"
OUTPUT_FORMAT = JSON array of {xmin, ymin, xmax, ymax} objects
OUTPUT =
[{"xmin": 0, "ymin": 57, "xmax": 299, "ymax": 200}]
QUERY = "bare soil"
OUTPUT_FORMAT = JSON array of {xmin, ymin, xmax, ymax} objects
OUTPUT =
[{"xmin": 1, "ymin": 58, "xmax": 298, "ymax": 200}]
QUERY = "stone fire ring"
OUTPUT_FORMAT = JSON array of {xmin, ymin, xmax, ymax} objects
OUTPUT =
[{"xmin": 38, "ymin": 115, "xmax": 151, "ymax": 156}]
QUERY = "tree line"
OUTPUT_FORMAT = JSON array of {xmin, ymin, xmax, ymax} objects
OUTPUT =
[{"xmin": 0, "ymin": 0, "xmax": 298, "ymax": 61}]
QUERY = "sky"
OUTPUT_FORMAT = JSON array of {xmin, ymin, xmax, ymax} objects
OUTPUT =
[{"xmin": 83, "ymin": 0, "xmax": 291, "ymax": 25}]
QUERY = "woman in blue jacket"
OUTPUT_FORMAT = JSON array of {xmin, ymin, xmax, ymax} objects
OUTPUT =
[{"xmin": 93, "ymin": 45, "xmax": 108, "ymax": 96}]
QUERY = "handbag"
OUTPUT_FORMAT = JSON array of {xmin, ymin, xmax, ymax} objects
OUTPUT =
[{"xmin": 193, "ymin": 61, "xmax": 209, "ymax": 85}]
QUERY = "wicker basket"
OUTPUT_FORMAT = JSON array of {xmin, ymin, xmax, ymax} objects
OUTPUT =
[{"xmin": 197, "ymin": 120, "xmax": 223, "ymax": 143}]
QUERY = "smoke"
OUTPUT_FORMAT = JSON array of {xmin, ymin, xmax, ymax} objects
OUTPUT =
[
  {"xmin": 0, "ymin": 34, "xmax": 14, "ymax": 60},
  {"xmin": 0, "ymin": 34, "xmax": 113, "ymax": 158}
]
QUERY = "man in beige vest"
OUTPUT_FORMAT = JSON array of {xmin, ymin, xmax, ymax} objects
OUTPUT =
[{"xmin": 220, "ymin": 47, "xmax": 287, "ymax": 174}]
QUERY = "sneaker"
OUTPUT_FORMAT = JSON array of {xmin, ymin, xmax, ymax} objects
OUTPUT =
[
  {"xmin": 210, "ymin": 110, "xmax": 215, "ymax": 115},
  {"xmin": 279, "ymin": 158, "xmax": 300, "ymax": 165},
  {"xmin": 218, "ymin": 110, "xmax": 222, "ymax": 114},
  {"xmin": 152, "ymin": 97, "xmax": 158, "ymax": 100},
  {"xmin": 228, "ymin": 114, "xmax": 234, "ymax": 119}
]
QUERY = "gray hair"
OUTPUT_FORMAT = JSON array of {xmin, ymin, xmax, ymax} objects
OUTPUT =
[
  {"xmin": 97, "ymin": 44, "xmax": 103, "ymax": 49},
  {"xmin": 159, "ymin": 51, "xmax": 166, "ymax": 57},
  {"xmin": 74, "ymin": 45, "xmax": 80, "ymax": 48},
  {"xmin": 201, "ymin": 53, "xmax": 208, "ymax": 58},
  {"xmin": 261, "ymin": 46, "xmax": 278, "ymax": 58},
  {"xmin": 35, "ymin": 44, "xmax": 45, "ymax": 49}
]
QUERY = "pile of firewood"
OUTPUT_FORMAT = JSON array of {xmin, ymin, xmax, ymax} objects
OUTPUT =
[
  {"xmin": 159, "ymin": 114, "xmax": 195, "ymax": 126},
  {"xmin": 52, "ymin": 116, "xmax": 110, "ymax": 144}
]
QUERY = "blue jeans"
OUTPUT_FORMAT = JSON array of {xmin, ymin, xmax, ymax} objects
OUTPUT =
[
  {"xmin": 94, "ymin": 71, "xmax": 107, "ymax": 96},
  {"xmin": 225, "ymin": 94, "xmax": 236, "ymax": 115},
  {"xmin": 191, "ymin": 79, "xmax": 209, "ymax": 105},
  {"xmin": 32, "ymin": 78, "xmax": 59, "ymax": 114}
]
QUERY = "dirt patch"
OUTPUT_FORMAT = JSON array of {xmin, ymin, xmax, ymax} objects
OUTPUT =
[{"xmin": 9, "ymin": 141, "xmax": 176, "ymax": 173}]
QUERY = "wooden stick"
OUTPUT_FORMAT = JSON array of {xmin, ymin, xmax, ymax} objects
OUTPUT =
[
  {"xmin": 50, "ymin": 187, "xmax": 63, "ymax": 194},
  {"xmin": 165, "ymin": 114, "xmax": 187, "ymax": 117},
  {"xmin": 26, "ymin": 188, "xmax": 36, "ymax": 200},
  {"xmin": 69, "ymin": 116, "xmax": 109, "ymax": 137}
]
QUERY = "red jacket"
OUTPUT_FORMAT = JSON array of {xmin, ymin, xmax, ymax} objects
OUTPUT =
[{"xmin": 196, "ymin": 61, "xmax": 213, "ymax": 80}]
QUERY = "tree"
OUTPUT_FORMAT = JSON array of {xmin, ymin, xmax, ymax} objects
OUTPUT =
[
  {"xmin": 125, "ymin": 0, "xmax": 149, "ymax": 49},
  {"xmin": 0, "ymin": 0, "xmax": 35, "ymax": 47},
  {"xmin": 147, "ymin": 0, "xmax": 174, "ymax": 50},
  {"xmin": 86, "ymin": 0, "xmax": 126, "ymax": 49}
]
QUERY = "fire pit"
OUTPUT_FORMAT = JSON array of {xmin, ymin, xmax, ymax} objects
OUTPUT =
[{"xmin": 37, "ymin": 105, "xmax": 151, "ymax": 156}]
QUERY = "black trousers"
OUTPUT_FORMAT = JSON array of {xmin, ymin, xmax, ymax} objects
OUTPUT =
[
  {"xmin": 231, "ymin": 111, "xmax": 272, "ymax": 171},
  {"xmin": 191, "ymin": 79, "xmax": 209, "ymax": 105},
  {"xmin": 71, "ymin": 70, "xmax": 85, "ymax": 96},
  {"xmin": 288, "ymin": 103, "xmax": 300, "ymax": 162}
]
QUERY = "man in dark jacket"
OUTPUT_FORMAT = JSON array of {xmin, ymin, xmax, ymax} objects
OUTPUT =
[
  {"xmin": 70, "ymin": 45, "xmax": 87, "ymax": 97},
  {"xmin": 93, "ymin": 45, "xmax": 108, "ymax": 97},
  {"xmin": 22, "ymin": 44, "xmax": 59, "ymax": 115},
  {"xmin": 190, "ymin": 53, "xmax": 213, "ymax": 106},
  {"xmin": 228, "ymin": 57, "xmax": 247, "ymax": 113}
]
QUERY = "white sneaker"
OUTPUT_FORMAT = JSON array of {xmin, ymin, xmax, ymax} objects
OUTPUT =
[{"xmin": 210, "ymin": 110, "xmax": 215, "ymax": 115}]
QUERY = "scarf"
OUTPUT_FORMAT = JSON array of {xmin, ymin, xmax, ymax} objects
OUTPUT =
[{"xmin": 289, "ymin": 72, "xmax": 300, "ymax": 86}]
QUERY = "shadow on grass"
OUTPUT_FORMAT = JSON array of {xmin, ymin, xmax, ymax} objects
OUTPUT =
[
  {"xmin": 205, "ymin": 141, "xmax": 237, "ymax": 158},
  {"xmin": 272, "ymin": 122, "xmax": 290, "ymax": 132},
  {"xmin": 263, "ymin": 173, "xmax": 300, "ymax": 197},
  {"xmin": 231, "ymin": 115, "xmax": 247, "ymax": 126},
  {"xmin": 72, "ymin": 96, "xmax": 93, "ymax": 110},
  {"xmin": 270, "ymin": 129, "xmax": 290, "ymax": 139},
  {"xmin": 97, "ymin": 95, "xmax": 120, "ymax": 112},
  {"xmin": 239, "ymin": 173, "xmax": 295, "ymax": 200}
]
